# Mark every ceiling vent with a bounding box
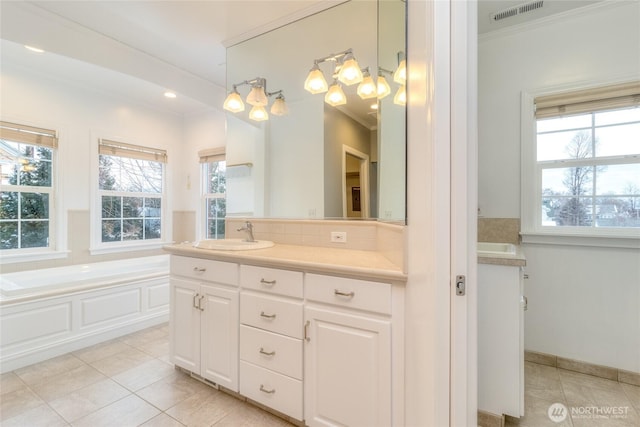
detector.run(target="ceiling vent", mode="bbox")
[492,0,544,22]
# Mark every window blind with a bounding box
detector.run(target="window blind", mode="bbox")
[198,147,225,163]
[534,81,640,119]
[99,139,167,163]
[0,121,58,148]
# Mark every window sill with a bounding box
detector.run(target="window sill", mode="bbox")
[521,231,640,249]
[90,241,169,255]
[0,249,70,264]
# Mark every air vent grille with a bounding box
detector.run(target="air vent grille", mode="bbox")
[492,0,544,22]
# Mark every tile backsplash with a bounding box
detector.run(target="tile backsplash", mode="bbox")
[477,218,520,245]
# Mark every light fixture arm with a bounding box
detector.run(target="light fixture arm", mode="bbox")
[312,48,353,66]
[230,77,267,92]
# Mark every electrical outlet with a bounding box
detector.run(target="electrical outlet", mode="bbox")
[330,231,347,243]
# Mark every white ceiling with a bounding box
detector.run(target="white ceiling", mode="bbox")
[1,0,603,116]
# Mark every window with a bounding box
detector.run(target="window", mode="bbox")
[522,81,640,241]
[0,121,57,251]
[98,139,166,247]
[200,148,226,239]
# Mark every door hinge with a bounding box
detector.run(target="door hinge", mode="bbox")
[455,275,466,296]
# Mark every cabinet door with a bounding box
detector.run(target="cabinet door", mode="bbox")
[304,306,391,427]
[200,284,239,391]
[170,277,200,373]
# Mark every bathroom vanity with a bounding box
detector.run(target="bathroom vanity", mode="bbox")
[164,239,406,426]
[477,244,527,419]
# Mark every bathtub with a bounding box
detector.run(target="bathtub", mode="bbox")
[0,255,170,373]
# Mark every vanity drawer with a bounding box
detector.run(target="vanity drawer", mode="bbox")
[305,274,392,315]
[240,325,302,380]
[240,265,303,298]
[170,255,238,285]
[240,361,303,421]
[240,292,303,339]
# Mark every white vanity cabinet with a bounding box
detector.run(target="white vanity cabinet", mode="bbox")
[304,274,392,427]
[169,256,239,391]
[478,263,525,418]
[238,265,304,421]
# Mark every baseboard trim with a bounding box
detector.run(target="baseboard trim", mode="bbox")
[525,350,640,386]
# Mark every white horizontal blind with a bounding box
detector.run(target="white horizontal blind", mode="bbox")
[198,147,225,163]
[0,121,58,148]
[99,139,167,163]
[535,81,640,119]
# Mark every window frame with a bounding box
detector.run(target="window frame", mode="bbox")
[0,119,68,263]
[199,148,226,241]
[91,136,169,254]
[521,87,640,248]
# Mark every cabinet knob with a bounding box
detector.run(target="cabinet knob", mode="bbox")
[193,267,206,273]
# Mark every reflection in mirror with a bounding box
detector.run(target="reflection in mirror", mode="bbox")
[225,0,406,222]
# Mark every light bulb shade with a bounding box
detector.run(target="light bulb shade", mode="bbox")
[304,65,328,94]
[223,90,245,113]
[337,55,363,86]
[324,82,347,106]
[270,96,289,116]
[357,75,377,99]
[394,85,406,105]
[246,86,268,106]
[249,105,269,121]
[393,59,407,84]
[377,75,391,99]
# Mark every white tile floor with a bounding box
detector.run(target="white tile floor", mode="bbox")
[2,324,638,426]
[0,323,295,426]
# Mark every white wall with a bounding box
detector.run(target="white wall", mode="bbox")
[1,55,224,269]
[479,2,640,371]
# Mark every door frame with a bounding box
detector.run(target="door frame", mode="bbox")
[341,145,370,218]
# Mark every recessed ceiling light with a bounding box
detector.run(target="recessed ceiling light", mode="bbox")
[370,103,378,110]
[164,91,177,99]
[24,45,45,53]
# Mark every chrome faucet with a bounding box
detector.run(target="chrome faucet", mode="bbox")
[237,221,256,242]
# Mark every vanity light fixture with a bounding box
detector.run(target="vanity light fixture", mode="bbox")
[223,77,287,121]
[304,48,363,95]
[394,85,406,106]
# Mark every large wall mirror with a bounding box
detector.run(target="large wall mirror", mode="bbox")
[225,0,406,222]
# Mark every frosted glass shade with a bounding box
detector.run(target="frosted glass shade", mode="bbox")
[249,105,269,121]
[270,96,289,116]
[394,85,406,105]
[223,91,244,113]
[325,82,347,106]
[393,59,406,84]
[246,86,268,106]
[377,75,391,99]
[357,75,377,99]
[338,56,363,86]
[304,66,328,94]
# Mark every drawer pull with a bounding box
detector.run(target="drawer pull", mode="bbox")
[304,320,310,342]
[260,278,277,286]
[259,384,276,394]
[198,295,205,311]
[334,289,355,298]
[259,347,276,356]
[260,311,277,320]
[193,267,206,273]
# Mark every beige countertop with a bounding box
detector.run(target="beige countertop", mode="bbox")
[164,242,407,283]
[477,245,526,267]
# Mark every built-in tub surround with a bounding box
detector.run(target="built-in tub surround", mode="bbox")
[0,255,170,373]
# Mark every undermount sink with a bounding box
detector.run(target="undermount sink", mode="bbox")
[477,242,516,256]
[193,239,275,251]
